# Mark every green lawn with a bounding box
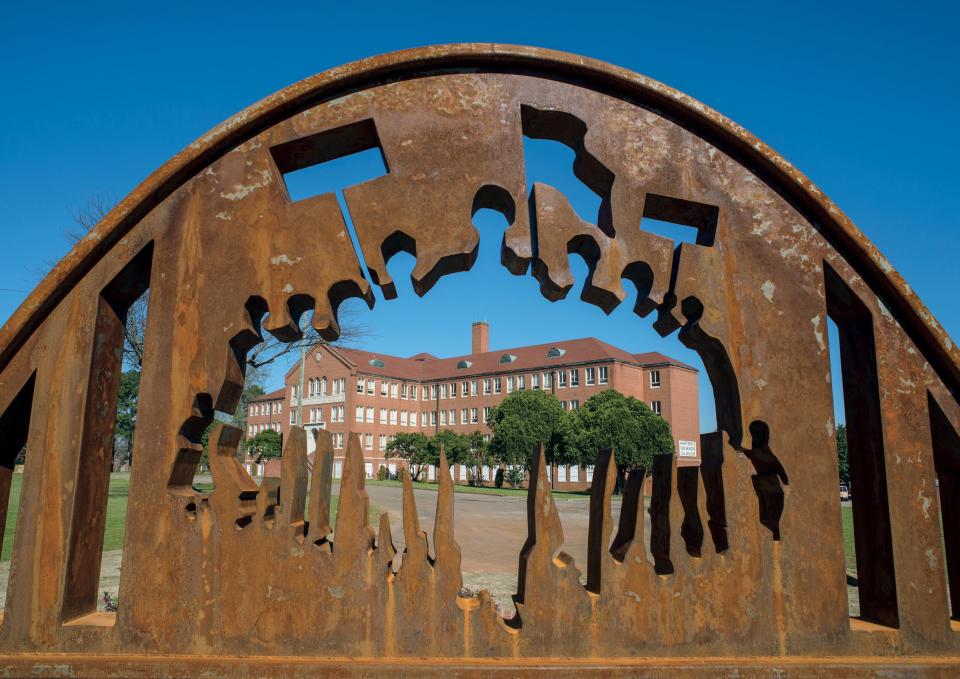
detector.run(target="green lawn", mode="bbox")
[841,505,855,572]
[2,474,130,561]
[2,473,377,562]
[365,478,592,500]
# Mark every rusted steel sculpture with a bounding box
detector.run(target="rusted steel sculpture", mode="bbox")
[0,44,958,676]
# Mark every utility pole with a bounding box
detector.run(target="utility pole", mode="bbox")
[297,338,306,429]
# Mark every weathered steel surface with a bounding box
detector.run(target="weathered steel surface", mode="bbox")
[0,44,957,676]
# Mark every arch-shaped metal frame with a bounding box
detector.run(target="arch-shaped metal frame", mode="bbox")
[1,44,958,676]
[3,44,955,392]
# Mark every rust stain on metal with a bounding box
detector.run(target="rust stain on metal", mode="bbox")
[0,43,957,676]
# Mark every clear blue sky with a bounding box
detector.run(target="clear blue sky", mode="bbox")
[1,1,957,432]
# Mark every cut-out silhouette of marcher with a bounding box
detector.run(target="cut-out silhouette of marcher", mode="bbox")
[735,421,788,540]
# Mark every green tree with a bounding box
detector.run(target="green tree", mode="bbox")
[385,432,433,480]
[836,423,849,484]
[429,429,471,465]
[561,389,674,475]
[461,431,493,485]
[489,389,566,471]
[244,429,282,462]
[112,370,141,468]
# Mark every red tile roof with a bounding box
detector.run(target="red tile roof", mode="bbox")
[249,387,286,402]
[284,338,696,382]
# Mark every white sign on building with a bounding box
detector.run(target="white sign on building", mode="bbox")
[678,440,698,458]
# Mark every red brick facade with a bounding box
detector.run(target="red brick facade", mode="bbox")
[245,324,700,487]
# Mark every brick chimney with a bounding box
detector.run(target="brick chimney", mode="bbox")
[471,321,489,354]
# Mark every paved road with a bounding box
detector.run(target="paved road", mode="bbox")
[356,483,635,573]
[353,483,650,611]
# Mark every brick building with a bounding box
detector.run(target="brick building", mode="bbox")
[245,322,700,487]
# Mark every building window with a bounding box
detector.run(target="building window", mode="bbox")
[441,383,448,399]
[543,372,552,388]
[531,373,540,389]
[410,385,418,400]
[483,379,491,395]
[570,369,579,387]
[355,406,364,422]
[651,401,662,416]
[650,370,661,389]
[249,404,255,417]
[494,377,502,394]
[364,434,373,450]
[461,381,469,397]
[379,434,387,450]
[248,425,254,436]
[571,400,580,410]
[400,411,408,426]
[357,381,364,394]
[461,408,468,423]
[449,409,456,424]
[483,407,491,423]
[440,410,448,426]
[401,383,408,399]
[586,367,596,385]
[367,379,376,394]
[558,371,567,388]
[430,385,438,400]
[390,409,397,425]
[507,376,515,393]
[390,382,398,398]
[291,411,297,424]
[379,408,387,424]
[470,380,478,396]
[366,407,374,423]
[598,366,608,384]
[561,400,567,410]
[470,408,478,424]
[277,402,282,413]
[518,374,526,389]
[430,411,438,426]
[380,382,388,397]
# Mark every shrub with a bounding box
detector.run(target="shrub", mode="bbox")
[494,467,504,489]
[506,466,525,488]
[377,465,388,481]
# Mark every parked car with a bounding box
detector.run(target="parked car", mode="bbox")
[839,483,851,501]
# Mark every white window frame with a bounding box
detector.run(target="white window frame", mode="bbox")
[650,370,662,388]
[598,366,609,384]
